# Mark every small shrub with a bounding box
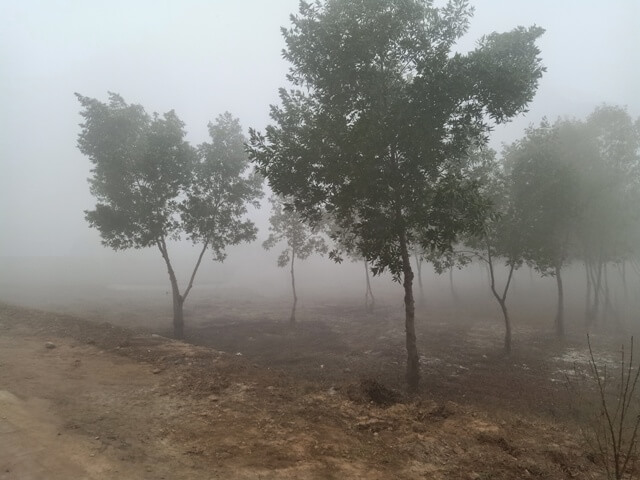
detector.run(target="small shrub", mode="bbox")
[566,336,640,479]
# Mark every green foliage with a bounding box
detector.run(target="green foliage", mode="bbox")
[507,108,640,276]
[262,196,327,267]
[77,92,194,250]
[505,119,589,275]
[181,112,263,261]
[77,93,262,259]
[465,147,524,268]
[77,93,263,338]
[579,106,640,266]
[249,0,545,279]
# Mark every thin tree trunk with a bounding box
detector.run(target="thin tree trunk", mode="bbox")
[621,261,629,323]
[172,294,185,339]
[603,263,618,326]
[622,261,628,303]
[414,253,424,306]
[486,242,515,354]
[290,249,297,323]
[498,299,511,354]
[449,267,458,303]
[182,240,209,302]
[603,262,610,323]
[555,264,565,339]
[157,238,185,339]
[585,261,593,325]
[592,256,604,323]
[401,230,419,392]
[364,260,375,313]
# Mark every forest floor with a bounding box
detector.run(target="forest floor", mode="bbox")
[0,299,622,479]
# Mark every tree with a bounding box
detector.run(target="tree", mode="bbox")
[77,93,262,338]
[506,119,591,338]
[249,0,545,390]
[410,246,428,306]
[262,196,327,323]
[460,149,524,354]
[577,106,640,326]
[507,109,639,335]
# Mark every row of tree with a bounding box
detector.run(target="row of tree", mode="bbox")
[77,0,638,391]
[447,106,640,355]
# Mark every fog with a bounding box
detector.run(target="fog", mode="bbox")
[1,0,639,330]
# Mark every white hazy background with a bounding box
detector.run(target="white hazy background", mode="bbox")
[0,1,639,315]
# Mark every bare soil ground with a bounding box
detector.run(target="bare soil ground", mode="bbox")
[0,300,612,479]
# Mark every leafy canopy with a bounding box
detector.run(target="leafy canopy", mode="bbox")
[77,93,262,258]
[249,0,545,278]
[503,112,639,274]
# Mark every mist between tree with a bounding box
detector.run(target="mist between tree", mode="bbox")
[2,249,638,335]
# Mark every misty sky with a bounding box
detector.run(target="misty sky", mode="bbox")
[1,0,639,258]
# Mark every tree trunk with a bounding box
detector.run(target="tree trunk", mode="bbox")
[621,261,629,323]
[449,267,458,303]
[585,261,593,325]
[364,260,375,313]
[290,249,297,323]
[173,294,185,339]
[414,253,425,307]
[486,245,514,355]
[602,262,610,324]
[401,231,419,392]
[602,263,618,326]
[622,261,628,304]
[592,257,604,323]
[499,299,511,355]
[555,264,565,338]
[157,238,186,340]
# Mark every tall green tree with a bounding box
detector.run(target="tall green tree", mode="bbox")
[249,0,544,390]
[262,196,328,323]
[77,94,262,338]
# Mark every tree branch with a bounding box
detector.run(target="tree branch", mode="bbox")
[182,239,210,302]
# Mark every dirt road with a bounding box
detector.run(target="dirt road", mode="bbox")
[0,331,202,480]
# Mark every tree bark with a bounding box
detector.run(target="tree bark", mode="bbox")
[400,230,419,392]
[555,264,565,339]
[290,249,297,323]
[487,244,515,354]
[585,261,593,325]
[622,261,628,304]
[156,238,210,340]
[449,267,458,303]
[414,253,425,307]
[602,263,618,326]
[498,299,511,354]
[621,261,629,323]
[364,260,375,313]
[173,294,185,340]
[157,238,185,339]
[591,255,604,323]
